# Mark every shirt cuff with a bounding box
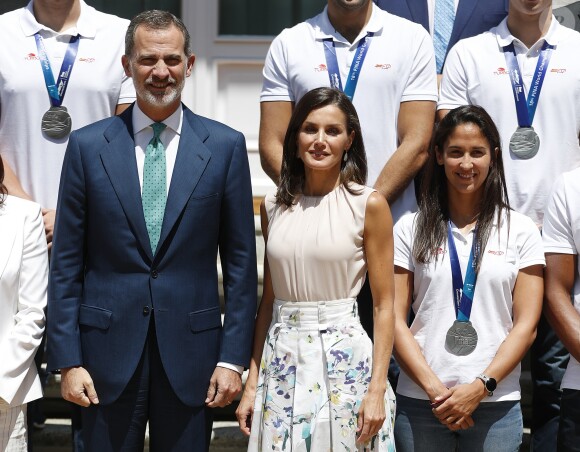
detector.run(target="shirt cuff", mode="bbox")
[217,362,244,374]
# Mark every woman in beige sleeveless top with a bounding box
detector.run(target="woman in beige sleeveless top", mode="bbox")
[236,87,396,451]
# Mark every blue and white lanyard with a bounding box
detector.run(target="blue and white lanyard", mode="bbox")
[34,33,80,108]
[447,223,478,322]
[502,41,554,128]
[322,32,373,101]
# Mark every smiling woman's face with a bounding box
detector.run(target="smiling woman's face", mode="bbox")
[436,122,493,199]
[297,104,354,175]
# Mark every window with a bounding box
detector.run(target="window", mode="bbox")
[219,0,326,36]
[0,0,26,14]
[85,0,179,20]
[0,0,180,20]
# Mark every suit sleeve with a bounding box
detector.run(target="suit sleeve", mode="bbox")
[218,132,257,368]
[46,132,87,372]
[0,204,48,404]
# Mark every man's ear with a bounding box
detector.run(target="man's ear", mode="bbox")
[121,55,132,78]
[186,54,196,77]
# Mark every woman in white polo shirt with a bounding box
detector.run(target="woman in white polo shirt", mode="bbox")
[392,105,544,451]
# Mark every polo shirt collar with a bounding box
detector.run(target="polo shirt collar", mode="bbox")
[133,102,183,137]
[315,3,384,46]
[495,14,561,50]
[20,0,97,38]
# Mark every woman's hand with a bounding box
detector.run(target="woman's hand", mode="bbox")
[431,381,486,430]
[356,388,387,444]
[235,385,257,436]
[427,382,452,407]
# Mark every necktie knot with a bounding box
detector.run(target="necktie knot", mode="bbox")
[151,122,166,142]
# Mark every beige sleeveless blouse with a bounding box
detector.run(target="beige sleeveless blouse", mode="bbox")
[264,183,376,302]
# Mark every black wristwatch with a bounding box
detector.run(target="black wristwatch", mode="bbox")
[476,374,497,396]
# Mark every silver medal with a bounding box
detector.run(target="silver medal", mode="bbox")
[509,126,540,159]
[445,320,478,356]
[41,106,72,139]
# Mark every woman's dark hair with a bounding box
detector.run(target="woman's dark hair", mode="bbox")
[0,156,7,205]
[413,105,510,272]
[276,87,367,206]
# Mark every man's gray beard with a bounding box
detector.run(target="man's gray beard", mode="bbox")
[139,78,184,108]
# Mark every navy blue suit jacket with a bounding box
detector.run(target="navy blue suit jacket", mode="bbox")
[47,105,257,407]
[375,0,508,64]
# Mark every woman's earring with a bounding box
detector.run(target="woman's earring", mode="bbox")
[343,152,348,162]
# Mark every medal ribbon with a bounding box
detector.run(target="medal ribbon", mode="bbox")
[34,33,80,108]
[447,222,478,322]
[322,32,373,100]
[503,41,554,127]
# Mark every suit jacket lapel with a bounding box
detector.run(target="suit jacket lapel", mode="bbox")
[100,106,154,262]
[157,108,211,255]
[449,0,478,50]
[408,0,429,32]
[0,207,17,281]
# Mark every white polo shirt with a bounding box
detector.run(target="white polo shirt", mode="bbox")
[261,4,438,222]
[0,0,135,209]
[543,168,580,390]
[439,17,580,226]
[394,210,545,402]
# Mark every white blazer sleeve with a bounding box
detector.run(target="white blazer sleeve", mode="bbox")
[0,201,48,405]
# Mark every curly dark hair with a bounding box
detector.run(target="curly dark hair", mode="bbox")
[414,105,510,272]
[276,87,367,206]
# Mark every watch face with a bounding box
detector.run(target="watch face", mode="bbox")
[486,377,497,392]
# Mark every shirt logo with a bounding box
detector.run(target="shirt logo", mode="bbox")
[314,63,327,72]
[25,52,39,61]
[488,250,504,256]
[494,67,509,75]
[374,63,391,70]
[79,57,96,63]
[435,247,447,255]
[551,68,566,74]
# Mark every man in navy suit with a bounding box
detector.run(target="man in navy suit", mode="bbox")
[375,0,508,72]
[46,10,257,451]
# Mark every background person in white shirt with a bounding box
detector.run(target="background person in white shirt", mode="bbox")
[542,168,580,450]
[0,0,135,249]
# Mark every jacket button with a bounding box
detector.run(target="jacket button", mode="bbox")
[151,270,158,279]
[143,306,151,316]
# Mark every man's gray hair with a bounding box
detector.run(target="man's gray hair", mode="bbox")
[125,10,191,57]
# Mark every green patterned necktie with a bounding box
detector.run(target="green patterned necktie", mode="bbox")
[142,122,167,253]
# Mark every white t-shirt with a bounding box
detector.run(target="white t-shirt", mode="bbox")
[0,0,135,209]
[439,17,580,226]
[543,168,580,390]
[261,4,438,222]
[394,210,545,402]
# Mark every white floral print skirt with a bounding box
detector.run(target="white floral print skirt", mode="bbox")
[248,298,396,451]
